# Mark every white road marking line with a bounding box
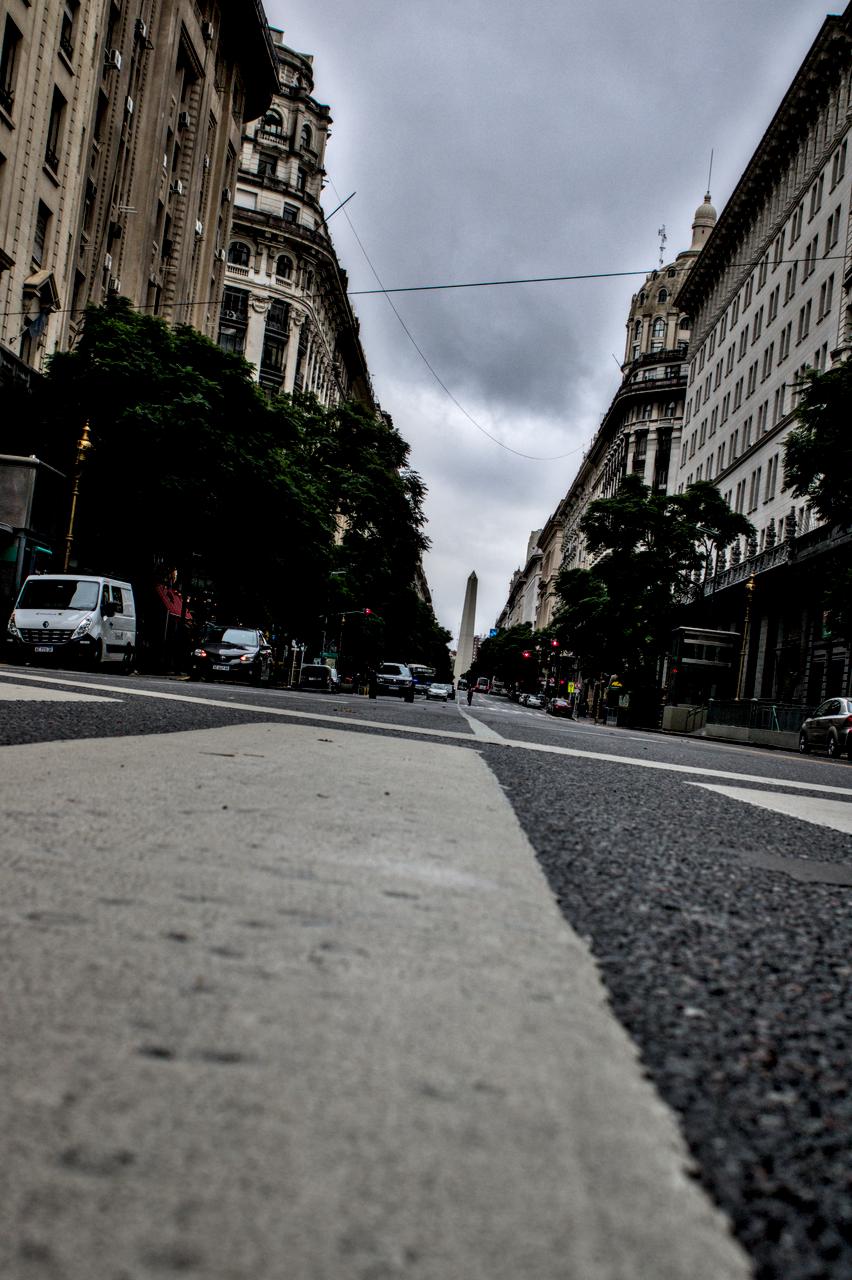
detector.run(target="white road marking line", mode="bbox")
[0,681,116,703]
[686,783,852,837]
[457,705,507,742]
[2,668,851,800]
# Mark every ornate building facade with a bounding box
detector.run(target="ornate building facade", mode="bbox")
[558,200,712,581]
[0,0,276,373]
[218,29,373,406]
[674,5,852,704]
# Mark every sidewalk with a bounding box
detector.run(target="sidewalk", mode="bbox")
[1,720,751,1279]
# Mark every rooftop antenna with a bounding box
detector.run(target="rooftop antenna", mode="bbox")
[657,223,667,268]
[707,148,714,196]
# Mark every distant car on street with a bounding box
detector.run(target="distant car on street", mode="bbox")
[426,682,453,701]
[546,697,573,717]
[375,662,416,702]
[298,663,340,692]
[190,626,272,685]
[525,693,545,710]
[798,698,852,759]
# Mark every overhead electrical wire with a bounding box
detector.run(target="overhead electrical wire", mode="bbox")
[329,183,590,462]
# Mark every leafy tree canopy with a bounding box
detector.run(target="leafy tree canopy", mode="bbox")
[26,299,447,666]
[469,623,539,688]
[783,361,852,528]
[551,474,753,683]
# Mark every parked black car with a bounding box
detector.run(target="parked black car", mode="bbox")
[798,697,852,759]
[190,626,272,684]
[298,663,340,692]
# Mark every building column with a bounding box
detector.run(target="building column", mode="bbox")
[243,296,267,371]
[624,429,637,476]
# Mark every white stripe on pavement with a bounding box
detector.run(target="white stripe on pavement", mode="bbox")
[0,680,116,702]
[2,668,851,799]
[688,782,852,836]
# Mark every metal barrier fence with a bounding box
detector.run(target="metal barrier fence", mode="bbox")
[706,699,809,733]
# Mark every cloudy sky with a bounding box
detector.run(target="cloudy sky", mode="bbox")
[264,0,837,644]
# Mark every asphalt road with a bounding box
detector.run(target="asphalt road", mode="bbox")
[2,663,851,1280]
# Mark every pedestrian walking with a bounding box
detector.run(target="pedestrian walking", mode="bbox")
[467,684,474,706]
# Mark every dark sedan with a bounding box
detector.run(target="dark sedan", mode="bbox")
[190,626,272,685]
[798,697,852,759]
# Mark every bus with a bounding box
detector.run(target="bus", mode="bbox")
[408,664,436,696]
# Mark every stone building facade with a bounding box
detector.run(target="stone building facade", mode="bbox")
[0,0,277,375]
[558,201,712,582]
[218,30,373,406]
[674,4,852,705]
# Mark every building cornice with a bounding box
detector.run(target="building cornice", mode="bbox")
[677,11,851,316]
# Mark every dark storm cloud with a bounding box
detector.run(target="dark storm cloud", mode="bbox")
[266,0,836,635]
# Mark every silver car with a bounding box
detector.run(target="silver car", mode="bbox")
[798,697,852,760]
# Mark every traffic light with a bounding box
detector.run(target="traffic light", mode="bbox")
[522,650,532,659]
[364,608,372,615]
[551,639,560,648]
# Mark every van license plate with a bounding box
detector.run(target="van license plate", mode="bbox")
[34,645,54,653]
[213,664,230,671]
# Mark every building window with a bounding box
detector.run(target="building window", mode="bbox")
[830,139,847,189]
[221,285,248,320]
[817,274,834,321]
[227,241,250,266]
[824,205,841,255]
[809,172,824,218]
[300,122,312,150]
[0,17,21,115]
[261,335,286,371]
[296,167,306,192]
[44,88,66,173]
[218,325,245,355]
[783,262,798,304]
[267,299,289,331]
[658,288,668,303]
[257,151,277,178]
[32,201,51,265]
[767,285,780,324]
[276,253,293,280]
[59,3,76,60]
[797,299,812,343]
[282,204,298,224]
[262,109,284,136]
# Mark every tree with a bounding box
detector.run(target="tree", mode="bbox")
[783,361,852,528]
[469,623,538,689]
[551,475,753,692]
[31,299,449,668]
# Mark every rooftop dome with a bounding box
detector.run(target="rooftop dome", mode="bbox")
[689,192,717,251]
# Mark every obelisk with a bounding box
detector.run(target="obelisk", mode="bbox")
[453,571,478,682]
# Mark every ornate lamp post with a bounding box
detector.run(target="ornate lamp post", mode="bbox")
[62,421,92,572]
[735,575,756,700]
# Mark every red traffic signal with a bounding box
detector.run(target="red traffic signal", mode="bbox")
[551,639,560,648]
[522,650,532,658]
[364,608,372,615]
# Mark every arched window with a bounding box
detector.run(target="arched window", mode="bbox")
[679,315,690,330]
[300,122,312,150]
[638,291,646,304]
[263,109,284,135]
[658,288,668,303]
[633,319,642,338]
[303,269,314,294]
[652,317,665,338]
[227,241,250,267]
[276,254,293,280]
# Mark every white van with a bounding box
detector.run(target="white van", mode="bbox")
[7,574,136,668]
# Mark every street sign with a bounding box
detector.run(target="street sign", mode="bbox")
[322,650,337,659]
[489,628,498,637]
[567,681,575,693]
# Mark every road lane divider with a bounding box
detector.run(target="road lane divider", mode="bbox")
[2,669,851,799]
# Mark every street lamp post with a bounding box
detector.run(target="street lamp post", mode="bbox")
[735,575,756,700]
[62,421,92,572]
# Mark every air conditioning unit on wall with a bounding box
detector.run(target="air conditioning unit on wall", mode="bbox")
[215,248,227,262]
[105,48,122,70]
[195,220,204,236]
[177,110,191,130]
[107,276,121,294]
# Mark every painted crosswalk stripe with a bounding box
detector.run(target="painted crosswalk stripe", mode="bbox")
[687,782,852,837]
